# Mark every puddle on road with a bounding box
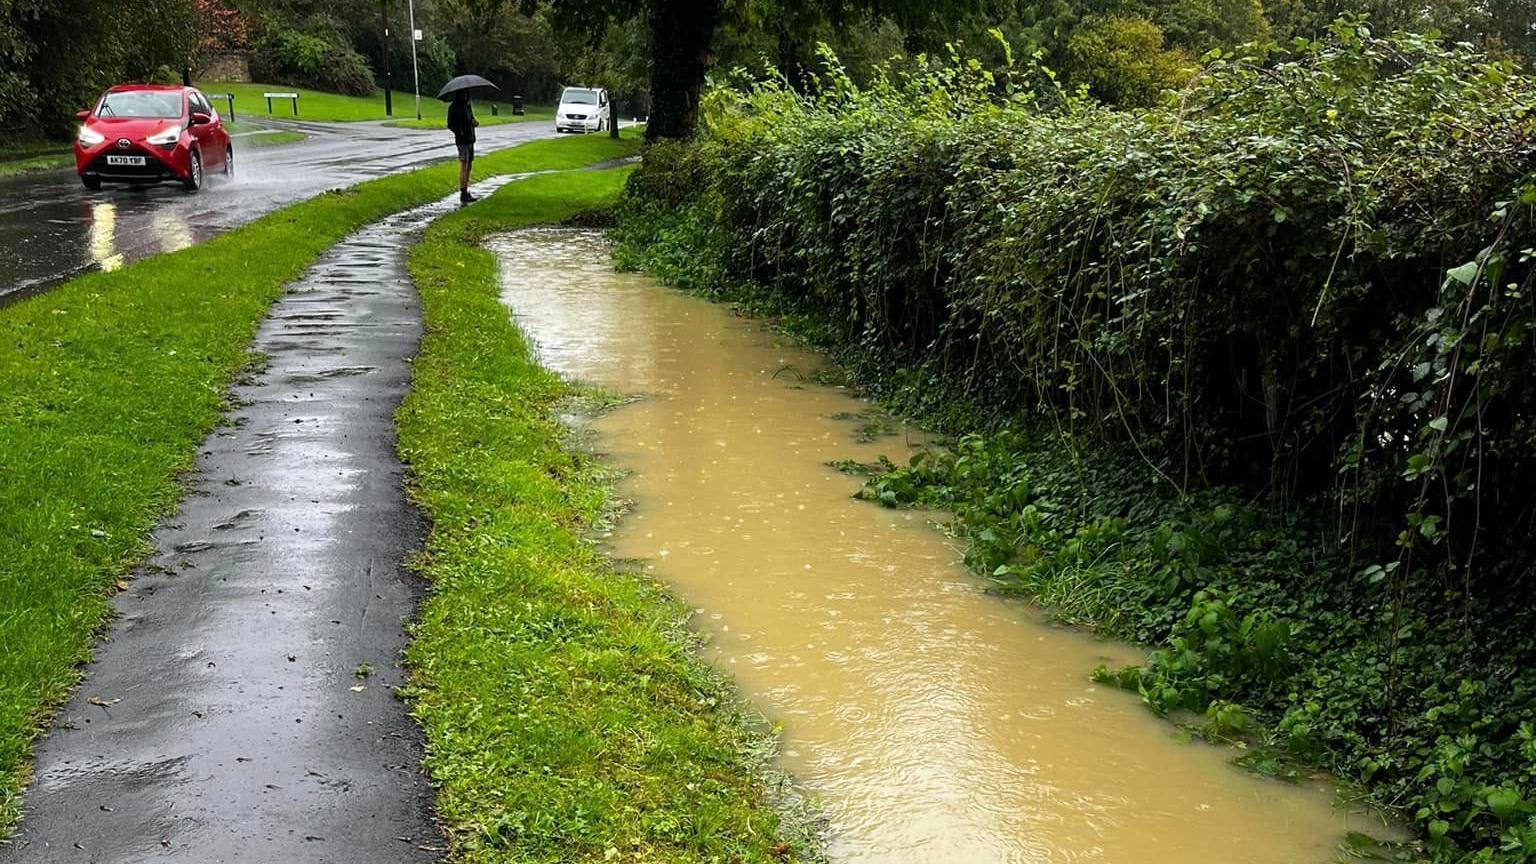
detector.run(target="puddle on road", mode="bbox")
[488,229,1384,864]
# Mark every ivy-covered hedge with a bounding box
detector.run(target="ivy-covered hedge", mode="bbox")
[615,23,1536,861]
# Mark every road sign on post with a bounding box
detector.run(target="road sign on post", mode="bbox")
[263,92,299,116]
[406,0,421,120]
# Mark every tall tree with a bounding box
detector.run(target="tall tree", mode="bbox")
[2,0,196,138]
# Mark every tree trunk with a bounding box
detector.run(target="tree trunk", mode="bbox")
[609,92,621,139]
[645,0,722,140]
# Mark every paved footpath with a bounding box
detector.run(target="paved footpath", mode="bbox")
[1,180,508,864]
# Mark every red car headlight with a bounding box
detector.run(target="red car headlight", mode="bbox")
[77,126,105,147]
[146,124,182,147]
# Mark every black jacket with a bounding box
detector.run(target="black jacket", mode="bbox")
[447,100,477,144]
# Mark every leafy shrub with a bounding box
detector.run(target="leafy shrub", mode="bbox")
[615,22,1536,861]
[1064,14,1196,107]
[252,23,374,96]
[858,427,1536,861]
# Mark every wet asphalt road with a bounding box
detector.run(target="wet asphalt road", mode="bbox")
[0,180,513,863]
[0,118,558,300]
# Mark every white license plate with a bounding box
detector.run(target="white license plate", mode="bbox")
[105,155,145,166]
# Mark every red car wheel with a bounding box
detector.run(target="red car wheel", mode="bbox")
[183,149,202,191]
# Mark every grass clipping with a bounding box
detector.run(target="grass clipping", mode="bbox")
[398,170,813,863]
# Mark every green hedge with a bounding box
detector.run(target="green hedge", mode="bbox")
[252,24,374,97]
[615,23,1536,861]
[621,22,1536,615]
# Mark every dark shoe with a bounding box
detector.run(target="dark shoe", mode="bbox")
[459,190,477,204]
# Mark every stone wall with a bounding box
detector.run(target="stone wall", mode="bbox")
[196,51,251,83]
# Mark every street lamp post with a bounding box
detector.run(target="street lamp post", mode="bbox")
[381,0,392,116]
[406,0,421,120]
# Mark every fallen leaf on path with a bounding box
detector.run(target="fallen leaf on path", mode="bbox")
[87,697,120,708]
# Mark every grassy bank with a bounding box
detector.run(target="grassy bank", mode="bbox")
[0,131,639,834]
[397,167,808,863]
[208,81,531,123]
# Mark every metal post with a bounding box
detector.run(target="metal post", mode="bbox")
[406,0,421,120]
[381,0,392,116]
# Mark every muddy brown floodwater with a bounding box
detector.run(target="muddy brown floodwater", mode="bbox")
[489,229,1388,863]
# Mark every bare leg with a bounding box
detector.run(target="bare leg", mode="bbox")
[459,159,470,192]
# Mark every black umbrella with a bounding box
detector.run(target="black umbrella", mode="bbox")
[436,74,500,101]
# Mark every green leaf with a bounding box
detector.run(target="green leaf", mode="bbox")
[1487,789,1523,821]
[1446,262,1480,286]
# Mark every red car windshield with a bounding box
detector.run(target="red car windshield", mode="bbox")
[97,91,183,119]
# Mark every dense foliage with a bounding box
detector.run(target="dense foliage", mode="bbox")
[250,22,376,95]
[0,0,195,138]
[6,0,1533,141]
[613,25,1536,860]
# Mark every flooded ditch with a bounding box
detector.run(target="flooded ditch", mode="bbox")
[487,229,1387,863]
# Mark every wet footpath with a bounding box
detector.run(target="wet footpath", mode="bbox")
[491,229,1392,864]
[1,180,502,864]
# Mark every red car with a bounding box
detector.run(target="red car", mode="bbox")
[75,84,232,191]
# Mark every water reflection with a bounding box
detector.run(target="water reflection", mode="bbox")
[491,229,1390,864]
[151,206,194,254]
[87,201,124,272]
[85,198,195,274]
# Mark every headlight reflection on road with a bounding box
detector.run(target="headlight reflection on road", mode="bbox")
[88,201,125,272]
[87,201,195,273]
[152,208,193,255]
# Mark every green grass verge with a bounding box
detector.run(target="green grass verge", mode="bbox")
[0,131,640,835]
[208,81,532,124]
[0,141,72,177]
[225,121,306,148]
[384,105,554,130]
[397,170,810,863]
